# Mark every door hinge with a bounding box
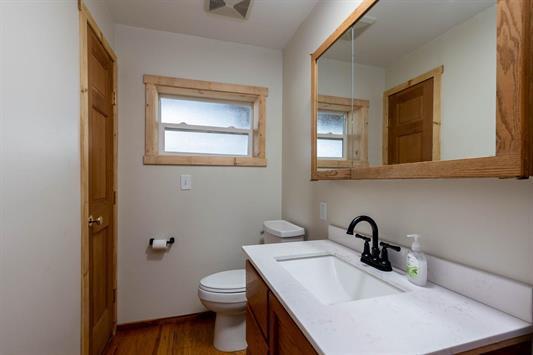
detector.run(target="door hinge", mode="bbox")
[113,191,117,205]
[112,91,117,106]
[113,289,117,303]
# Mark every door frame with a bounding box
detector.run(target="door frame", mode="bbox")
[79,2,118,354]
[382,65,443,165]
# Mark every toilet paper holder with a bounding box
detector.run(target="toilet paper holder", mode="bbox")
[149,237,175,246]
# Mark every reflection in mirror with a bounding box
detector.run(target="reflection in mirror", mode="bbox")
[316,0,497,168]
[317,25,370,170]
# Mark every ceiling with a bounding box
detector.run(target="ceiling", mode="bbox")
[323,0,496,67]
[107,0,319,49]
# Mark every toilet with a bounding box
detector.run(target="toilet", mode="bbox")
[198,220,304,352]
[198,269,247,352]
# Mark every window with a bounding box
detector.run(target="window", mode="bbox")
[144,75,268,166]
[160,97,252,156]
[316,95,369,168]
[317,110,347,159]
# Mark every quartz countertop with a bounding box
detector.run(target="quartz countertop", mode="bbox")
[242,240,532,355]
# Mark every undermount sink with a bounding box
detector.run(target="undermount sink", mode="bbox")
[277,254,402,305]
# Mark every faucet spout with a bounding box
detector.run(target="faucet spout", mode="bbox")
[347,215,379,255]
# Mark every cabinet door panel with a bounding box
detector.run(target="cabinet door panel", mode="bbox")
[246,307,268,355]
[246,260,269,338]
[268,292,317,355]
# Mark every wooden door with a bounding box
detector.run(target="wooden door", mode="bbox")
[387,78,434,164]
[87,25,115,355]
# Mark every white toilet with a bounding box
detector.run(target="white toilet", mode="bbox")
[198,220,304,352]
[198,269,247,352]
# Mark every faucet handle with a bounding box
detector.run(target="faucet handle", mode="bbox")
[355,234,371,259]
[355,233,371,242]
[378,242,401,271]
[380,242,401,252]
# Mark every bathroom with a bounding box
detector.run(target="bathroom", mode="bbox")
[1,0,532,354]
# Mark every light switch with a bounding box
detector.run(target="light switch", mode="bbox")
[320,202,327,221]
[180,175,192,190]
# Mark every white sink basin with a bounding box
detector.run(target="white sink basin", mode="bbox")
[277,254,402,305]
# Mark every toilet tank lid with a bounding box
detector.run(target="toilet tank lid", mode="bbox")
[263,220,305,238]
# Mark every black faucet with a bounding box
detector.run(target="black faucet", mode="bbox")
[346,215,400,272]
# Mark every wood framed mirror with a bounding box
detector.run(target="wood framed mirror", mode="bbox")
[311,0,532,180]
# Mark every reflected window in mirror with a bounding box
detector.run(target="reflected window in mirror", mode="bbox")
[316,24,370,169]
[317,111,346,159]
[316,95,369,169]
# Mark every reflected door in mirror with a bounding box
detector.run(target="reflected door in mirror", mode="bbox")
[387,78,434,164]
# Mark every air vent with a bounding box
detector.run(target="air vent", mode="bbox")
[206,0,252,20]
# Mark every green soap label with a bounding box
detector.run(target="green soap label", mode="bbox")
[407,265,419,277]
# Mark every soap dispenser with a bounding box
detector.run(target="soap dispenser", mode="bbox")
[406,234,427,286]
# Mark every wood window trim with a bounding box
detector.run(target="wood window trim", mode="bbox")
[310,0,532,180]
[79,1,118,355]
[143,75,268,167]
[317,95,369,169]
[382,65,442,165]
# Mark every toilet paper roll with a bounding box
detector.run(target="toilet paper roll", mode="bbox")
[151,239,168,250]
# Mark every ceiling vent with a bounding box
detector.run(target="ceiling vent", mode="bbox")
[206,0,252,20]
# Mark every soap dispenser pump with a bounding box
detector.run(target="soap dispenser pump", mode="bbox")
[406,234,427,286]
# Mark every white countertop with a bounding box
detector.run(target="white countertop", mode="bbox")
[242,240,532,355]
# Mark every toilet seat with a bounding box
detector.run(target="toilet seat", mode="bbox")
[199,269,245,294]
[198,287,246,303]
[198,269,246,304]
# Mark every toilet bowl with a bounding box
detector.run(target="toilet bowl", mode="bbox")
[198,269,247,352]
[198,220,305,351]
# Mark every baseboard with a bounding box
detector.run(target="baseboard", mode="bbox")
[117,311,214,331]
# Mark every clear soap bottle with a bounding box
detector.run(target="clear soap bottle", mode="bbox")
[406,234,427,286]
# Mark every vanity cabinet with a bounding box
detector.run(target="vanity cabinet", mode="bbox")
[246,260,317,355]
[246,260,532,355]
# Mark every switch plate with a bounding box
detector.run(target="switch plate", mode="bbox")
[320,202,327,221]
[180,175,192,190]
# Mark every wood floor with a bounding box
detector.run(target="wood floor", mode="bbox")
[104,313,246,355]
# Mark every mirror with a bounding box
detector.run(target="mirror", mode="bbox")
[315,0,497,170]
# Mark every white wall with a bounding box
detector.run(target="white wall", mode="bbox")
[115,25,283,323]
[0,2,81,355]
[386,5,496,160]
[0,1,115,354]
[282,1,533,286]
[318,58,385,165]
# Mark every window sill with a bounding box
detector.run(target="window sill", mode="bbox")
[143,155,267,167]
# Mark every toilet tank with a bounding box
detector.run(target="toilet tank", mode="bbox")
[263,220,305,244]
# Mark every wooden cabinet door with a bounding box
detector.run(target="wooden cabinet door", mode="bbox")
[246,261,269,338]
[246,308,269,355]
[268,293,317,355]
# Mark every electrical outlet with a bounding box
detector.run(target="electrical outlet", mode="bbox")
[320,202,327,221]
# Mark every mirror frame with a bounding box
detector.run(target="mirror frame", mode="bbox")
[311,0,532,180]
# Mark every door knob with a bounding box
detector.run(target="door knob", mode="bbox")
[88,215,103,227]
